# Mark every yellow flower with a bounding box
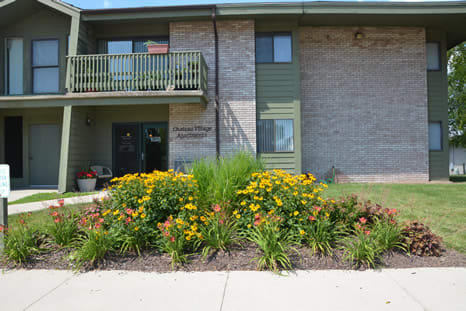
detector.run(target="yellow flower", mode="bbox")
[293,211,299,216]
[185,235,191,241]
[293,191,298,196]
[134,226,139,231]
[113,209,120,216]
[122,203,127,208]
[200,216,207,222]
[132,211,139,217]
[236,214,241,219]
[301,200,307,205]
[300,229,305,235]
[233,210,238,215]
[325,212,330,217]
[141,213,146,219]
[179,198,184,202]
[247,224,252,228]
[189,196,193,201]
[240,201,246,206]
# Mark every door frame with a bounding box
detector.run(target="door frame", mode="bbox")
[112,122,169,176]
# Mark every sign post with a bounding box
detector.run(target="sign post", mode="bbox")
[0,164,10,252]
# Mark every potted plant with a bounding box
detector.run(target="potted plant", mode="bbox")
[145,40,169,54]
[76,169,97,192]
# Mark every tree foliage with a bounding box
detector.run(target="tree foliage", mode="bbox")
[448,42,466,147]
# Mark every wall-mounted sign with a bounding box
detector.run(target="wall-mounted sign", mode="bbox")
[0,165,10,199]
[172,126,212,139]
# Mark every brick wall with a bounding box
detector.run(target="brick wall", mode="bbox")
[169,20,256,168]
[300,27,429,182]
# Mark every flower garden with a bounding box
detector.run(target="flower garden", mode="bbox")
[0,153,447,272]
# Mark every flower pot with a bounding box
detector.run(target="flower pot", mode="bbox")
[77,178,96,192]
[147,44,169,54]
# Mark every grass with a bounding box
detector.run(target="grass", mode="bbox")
[323,183,466,253]
[9,192,98,205]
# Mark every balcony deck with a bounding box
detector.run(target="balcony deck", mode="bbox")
[66,51,208,94]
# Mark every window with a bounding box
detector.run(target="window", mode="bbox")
[97,37,169,54]
[429,122,442,151]
[426,42,440,71]
[257,119,294,152]
[32,40,59,93]
[256,33,292,63]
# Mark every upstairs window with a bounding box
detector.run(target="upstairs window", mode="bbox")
[256,32,292,63]
[429,122,442,151]
[32,39,59,93]
[257,119,294,152]
[97,37,169,54]
[426,42,440,71]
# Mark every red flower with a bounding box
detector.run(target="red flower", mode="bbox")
[309,216,316,221]
[170,236,175,242]
[0,225,4,232]
[54,218,61,223]
[364,230,371,236]
[51,211,59,217]
[213,204,221,212]
[19,219,25,225]
[313,206,322,212]
[58,199,65,207]
[359,217,367,224]
[355,223,362,230]
[95,223,101,229]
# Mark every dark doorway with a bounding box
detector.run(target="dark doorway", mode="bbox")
[113,122,167,177]
[5,116,23,178]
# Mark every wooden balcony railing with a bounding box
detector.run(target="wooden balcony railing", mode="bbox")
[66,51,208,94]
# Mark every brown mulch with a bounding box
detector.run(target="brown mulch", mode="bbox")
[2,243,466,273]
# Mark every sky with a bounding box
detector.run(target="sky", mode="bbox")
[66,0,458,10]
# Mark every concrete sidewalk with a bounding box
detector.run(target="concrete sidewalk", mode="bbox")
[0,268,464,311]
[8,192,107,215]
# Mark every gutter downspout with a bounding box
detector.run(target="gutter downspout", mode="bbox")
[212,6,220,159]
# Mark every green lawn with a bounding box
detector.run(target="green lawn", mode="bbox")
[9,192,98,205]
[323,183,466,253]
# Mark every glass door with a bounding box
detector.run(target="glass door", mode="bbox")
[142,123,168,172]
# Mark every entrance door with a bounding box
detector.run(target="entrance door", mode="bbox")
[142,123,168,172]
[5,38,23,95]
[114,124,140,177]
[113,122,168,177]
[29,124,60,186]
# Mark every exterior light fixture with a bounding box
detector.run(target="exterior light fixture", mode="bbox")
[355,32,364,40]
[86,115,92,126]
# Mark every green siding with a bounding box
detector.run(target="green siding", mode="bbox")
[256,25,301,174]
[427,29,449,180]
[0,7,71,95]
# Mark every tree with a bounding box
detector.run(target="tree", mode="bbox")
[447,42,466,147]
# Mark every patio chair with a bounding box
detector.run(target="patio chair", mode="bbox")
[90,166,113,189]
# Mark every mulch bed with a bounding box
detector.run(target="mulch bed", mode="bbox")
[2,243,466,273]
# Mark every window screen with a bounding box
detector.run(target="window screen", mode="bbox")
[256,33,292,63]
[32,40,59,93]
[257,119,294,152]
[426,42,440,71]
[428,122,442,151]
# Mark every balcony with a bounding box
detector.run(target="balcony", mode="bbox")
[65,51,208,94]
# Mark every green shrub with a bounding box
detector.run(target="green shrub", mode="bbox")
[190,152,264,209]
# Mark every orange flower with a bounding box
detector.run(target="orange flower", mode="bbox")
[359,217,367,224]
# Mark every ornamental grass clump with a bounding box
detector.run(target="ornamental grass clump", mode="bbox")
[190,152,264,209]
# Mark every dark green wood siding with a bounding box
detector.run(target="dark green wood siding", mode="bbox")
[427,29,449,180]
[256,26,301,174]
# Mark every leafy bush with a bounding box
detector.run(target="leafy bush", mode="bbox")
[247,216,296,272]
[235,170,328,236]
[2,215,43,264]
[190,152,264,209]
[402,221,443,257]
